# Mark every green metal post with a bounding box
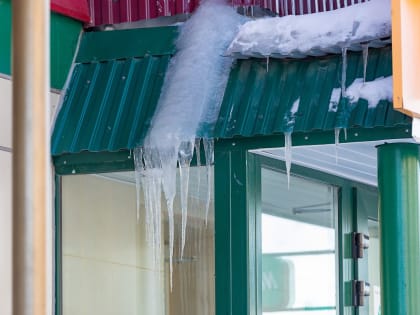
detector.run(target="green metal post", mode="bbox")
[377,143,420,315]
[214,142,251,315]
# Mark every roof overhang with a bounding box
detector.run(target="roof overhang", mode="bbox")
[52,28,411,177]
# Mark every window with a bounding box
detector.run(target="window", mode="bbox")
[60,166,215,315]
[368,220,381,315]
[260,167,338,315]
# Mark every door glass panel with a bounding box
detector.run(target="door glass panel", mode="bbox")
[61,166,214,315]
[368,220,381,315]
[261,167,337,314]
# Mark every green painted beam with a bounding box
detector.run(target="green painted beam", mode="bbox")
[215,147,252,315]
[76,26,178,63]
[50,14,82,89]
[377,143,420,315]
[0,0,82,89]
[0,0,11,76]
[53,150,134,175]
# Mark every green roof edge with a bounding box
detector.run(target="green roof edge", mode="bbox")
[76,26,179,63]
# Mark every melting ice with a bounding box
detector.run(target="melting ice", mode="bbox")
[341,47,348,98]
[283,98,300,189]
[134,1,246,289]
[362,44,369,83]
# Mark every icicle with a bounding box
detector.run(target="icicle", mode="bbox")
[266,56,270,73]
[178,139,194,258]
[133,147,144,221]
[334,128,340,164]
[167,197,175,291]
[159,148,177,291]
[140,167,163,266]
[203,138,214,226]
[362,44,369,83]
[284,132,292,189]
[195,138,202,167]
[341,47,348,98]
[142,148,163,266]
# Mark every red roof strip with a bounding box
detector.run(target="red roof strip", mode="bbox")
[86,0,200,26]
[51,0,91,23]
[84,0,367,27]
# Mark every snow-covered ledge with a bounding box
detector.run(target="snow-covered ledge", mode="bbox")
[227,0,390,58]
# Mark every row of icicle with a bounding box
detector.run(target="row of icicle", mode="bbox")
[131,40,372,291]
[133,138,214,290]
[283,44,370,187]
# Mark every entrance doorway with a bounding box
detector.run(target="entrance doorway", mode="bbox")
[248,141,389,315]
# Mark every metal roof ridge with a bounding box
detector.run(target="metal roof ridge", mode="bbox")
[229,38,392,60]
[76,26,179,63]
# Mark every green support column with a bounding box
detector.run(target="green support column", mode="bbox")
[377,143,420,315]
[214,141,255,315]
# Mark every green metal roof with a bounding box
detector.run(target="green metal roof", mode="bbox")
[214,46,410,138]
[52,36,410,157]
[51,26,177,156]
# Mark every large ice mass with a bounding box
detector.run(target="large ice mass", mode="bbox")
[134,0,246,289]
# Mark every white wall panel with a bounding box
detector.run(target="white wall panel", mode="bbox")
[0,78,12,149]
[0,150,12,315]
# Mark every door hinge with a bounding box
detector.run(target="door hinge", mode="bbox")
[352,232,370,259]
[352,280,370,307]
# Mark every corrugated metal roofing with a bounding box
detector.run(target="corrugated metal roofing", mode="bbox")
[86,0,366,26]
[234,0,368,16]
[51,27,176,156]
[87,0,199,26]
[213,45,411,139]
[52,32,409,157]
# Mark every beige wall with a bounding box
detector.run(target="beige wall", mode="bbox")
[0,77,60,315]
[62,170,216,315]
[169,218,215,315]
[62,174,165,315]
[0,78,13,315]
[0,150,12,315]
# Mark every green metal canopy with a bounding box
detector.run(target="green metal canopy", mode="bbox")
[52,29,410,157]
[51,26,178,156]
[214,46,410,138]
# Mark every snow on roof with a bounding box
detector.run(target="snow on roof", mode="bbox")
[227,0,391,58]
[346,76,393,108]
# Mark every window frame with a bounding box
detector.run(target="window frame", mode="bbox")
[53,126,400,315]
[214,131,384,315]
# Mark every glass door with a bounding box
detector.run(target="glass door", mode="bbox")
[259,166,338,315]
[250,151,381,315]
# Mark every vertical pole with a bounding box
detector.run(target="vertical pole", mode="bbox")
[12,0,50,315]
[377,143,420,315]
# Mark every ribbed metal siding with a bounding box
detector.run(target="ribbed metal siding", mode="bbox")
[87,0,199,26]
[87,0,367,26]
[233,0,368,16]
[254,0,368,16]
[214,46,410,139]
[52,55,170,155]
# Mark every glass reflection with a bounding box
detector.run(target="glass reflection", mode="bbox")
[261,168,337,314]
